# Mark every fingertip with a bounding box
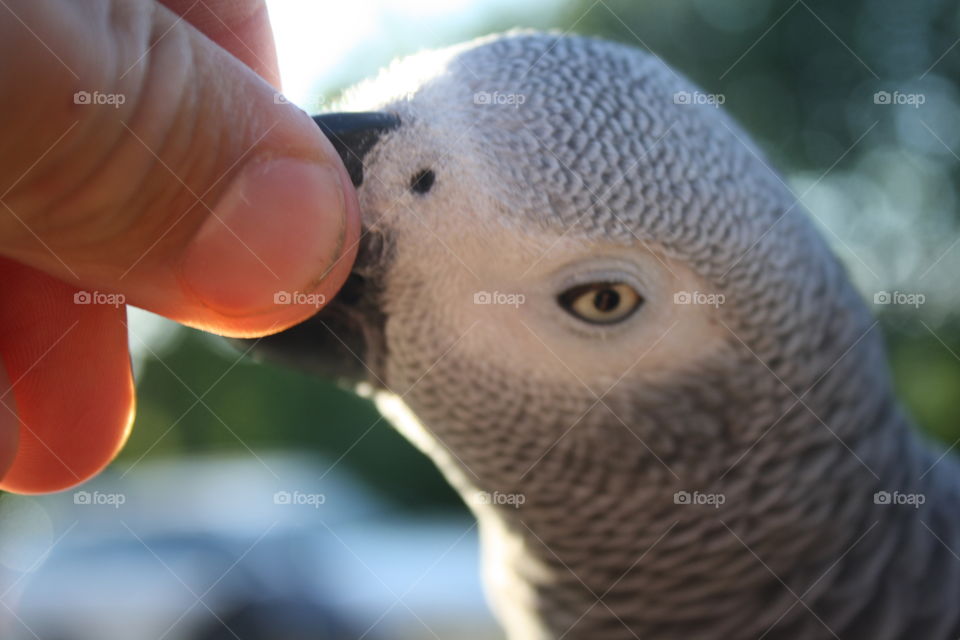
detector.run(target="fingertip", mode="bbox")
[176,156,361,339]
[0,263,136,494]
[0,375,134,495]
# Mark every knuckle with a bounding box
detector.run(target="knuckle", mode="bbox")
[0,0,217,264]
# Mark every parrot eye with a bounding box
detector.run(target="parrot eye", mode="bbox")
[557,282,643,325]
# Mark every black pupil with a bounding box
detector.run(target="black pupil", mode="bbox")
[593,288,620,312]
[411,169,435,194]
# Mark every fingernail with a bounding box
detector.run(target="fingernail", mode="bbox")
[180,158,348,317]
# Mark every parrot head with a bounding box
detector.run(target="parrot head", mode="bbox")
[254,31,881,483]
[246,32,898,638]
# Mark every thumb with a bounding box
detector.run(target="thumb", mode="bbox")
[0,0,359,338]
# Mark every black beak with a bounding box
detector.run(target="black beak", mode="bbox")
[235,112,399,385]
[242,263,388,386]
[313,112,401,187]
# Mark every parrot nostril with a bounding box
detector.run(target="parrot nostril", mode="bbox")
[410,169,436,194]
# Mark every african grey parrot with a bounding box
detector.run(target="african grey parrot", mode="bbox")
[250,32,960,639]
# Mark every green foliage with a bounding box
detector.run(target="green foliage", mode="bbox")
[123,329,461,510]
[886,319,960,445]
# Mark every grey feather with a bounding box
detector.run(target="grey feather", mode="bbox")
[261,32,960,640]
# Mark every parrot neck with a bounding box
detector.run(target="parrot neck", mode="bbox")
[476,404,960,640]
[373,318,960,640]
[380,376,960,640]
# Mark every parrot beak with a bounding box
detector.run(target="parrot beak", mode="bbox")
[239,228,389,386]
[312,112,401,187]
[233,112,399,385]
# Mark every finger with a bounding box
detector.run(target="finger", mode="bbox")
[158,0,280,86]
[0,258,134,494]
[0,364,19,485]
[0,0,360,339]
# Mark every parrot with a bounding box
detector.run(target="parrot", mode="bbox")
[248,32,960,639]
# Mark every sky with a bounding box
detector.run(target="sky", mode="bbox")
[266,0,561,108]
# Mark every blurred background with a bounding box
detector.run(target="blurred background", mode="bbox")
[3,0,960,638]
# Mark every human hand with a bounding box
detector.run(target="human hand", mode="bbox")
[0,0,360,493]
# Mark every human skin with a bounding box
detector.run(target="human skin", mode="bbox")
[0,0,360,493]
